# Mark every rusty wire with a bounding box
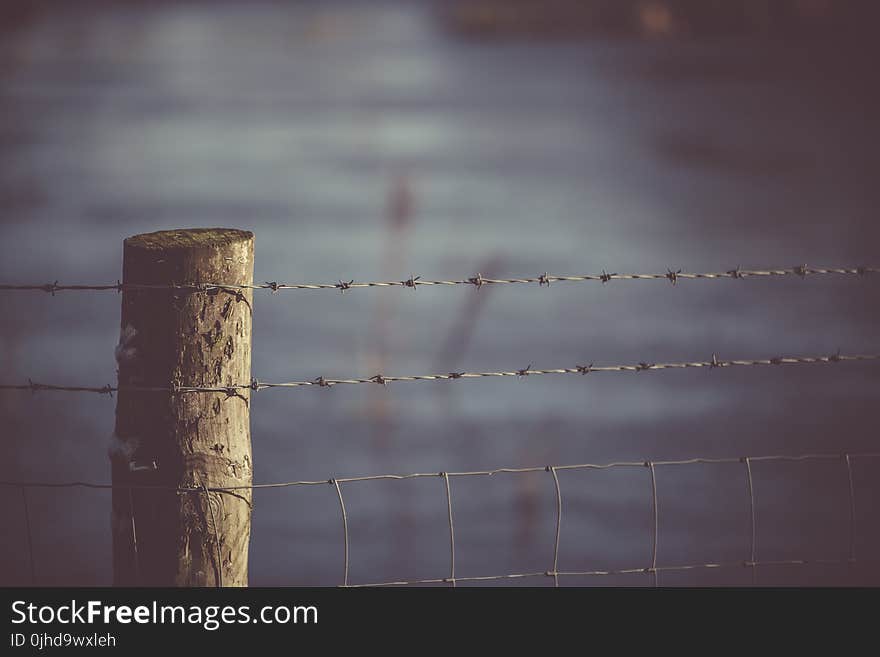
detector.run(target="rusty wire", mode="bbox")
[0,265,875,295]
[1,351,876,396]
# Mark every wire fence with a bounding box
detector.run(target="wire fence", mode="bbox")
[1,352,877,396]
[2,259,878,586]
[0,264,875,295]
[3,451,877,587]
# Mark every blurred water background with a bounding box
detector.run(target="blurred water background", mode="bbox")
[1,0,879,586]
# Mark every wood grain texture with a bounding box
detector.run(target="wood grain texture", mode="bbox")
[112,228,254,586]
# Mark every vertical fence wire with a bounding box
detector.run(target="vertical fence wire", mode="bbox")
[128,487,140,585]
[647,462,659,587]
[743,457,757,586]
[20,486,36,585]
[549,466,563,588]
[332,479,350,587]
[442,473,456,587]
[843,454,857,571]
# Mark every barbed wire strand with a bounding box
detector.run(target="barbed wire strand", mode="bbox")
[744,457,758,586]
[550,466,562,589]
[3,352,877,396]
[332,479,350,588]
[442,473,456,588]
[1,266,876,295]
[20,486,35,586]
[648,461,659,588]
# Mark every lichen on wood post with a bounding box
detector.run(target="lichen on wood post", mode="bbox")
[111,228,254,586]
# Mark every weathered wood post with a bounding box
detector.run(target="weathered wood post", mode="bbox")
[111,228,254,586]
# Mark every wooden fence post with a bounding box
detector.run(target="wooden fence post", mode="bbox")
[111,228,254,586]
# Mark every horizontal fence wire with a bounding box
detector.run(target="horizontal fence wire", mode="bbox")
[1,351,877,395]
[5,452,872,493]
[343,559,865,587]
[0,265,876,295]
[4,451,878,587]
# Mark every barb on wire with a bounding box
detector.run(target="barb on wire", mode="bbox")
[3,351,876,395]
[1,265,875,295]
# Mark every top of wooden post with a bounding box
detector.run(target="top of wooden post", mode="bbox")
[124,228,253,251]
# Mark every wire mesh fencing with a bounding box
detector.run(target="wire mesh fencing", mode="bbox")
[3,451,878,587]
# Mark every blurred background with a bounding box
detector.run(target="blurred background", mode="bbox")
[1,0,879,586]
